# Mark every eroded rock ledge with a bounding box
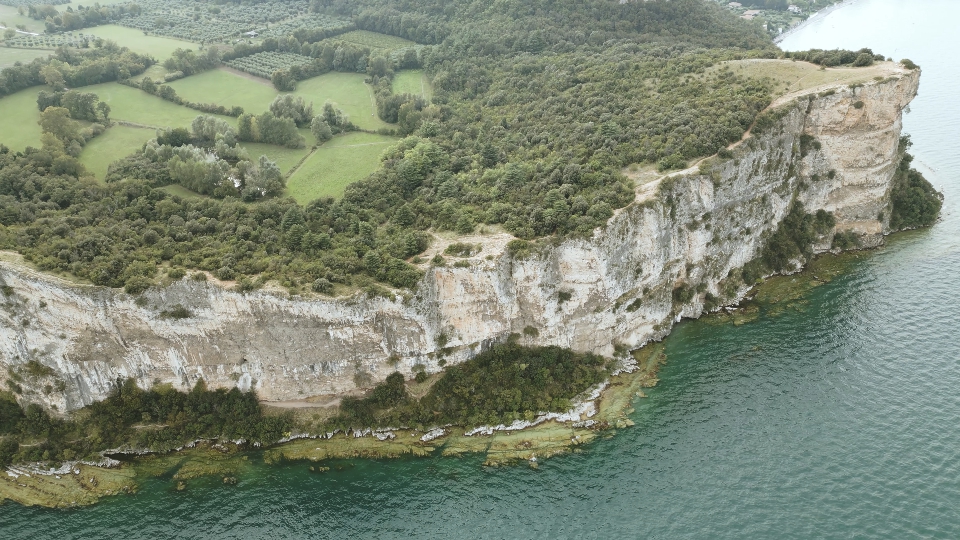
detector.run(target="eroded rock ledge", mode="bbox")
[0,65,920,412]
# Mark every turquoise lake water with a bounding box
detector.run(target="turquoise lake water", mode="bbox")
[2,1,959,537]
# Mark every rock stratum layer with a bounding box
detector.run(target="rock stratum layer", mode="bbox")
[0,65,919,412]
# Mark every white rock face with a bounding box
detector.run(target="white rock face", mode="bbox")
[0,68,920,411]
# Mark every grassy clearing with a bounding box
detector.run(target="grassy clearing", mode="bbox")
[392,69,432,101]
[0,5,45,33]
[242,141,312,175]
[0,47,53,69]
[0,87,42,150]
[294,72,390,132]
[79,124,154,180]
[286,132,396,202]
[83,25,197,60]
[169,68,278,114]
[128,64,171,83]
[158,184,205,200]
[83,82,233,128]
[713,59,898,99]
[335,30,416,50]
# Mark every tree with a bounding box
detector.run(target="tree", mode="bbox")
[271,70,296,92]
[40,65,65,90]
[39,106,81,145]
[269,94,313,128]
[311,116,333,142]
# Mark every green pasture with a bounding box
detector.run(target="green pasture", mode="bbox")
[294,72,390,132]
[0,87,42,150]
[0,47,52,69]
[242,141,311,175]
[79,124,154,180]
[166,69,389,131]
[83,25,196,60]
[286,132,396,202]
[392,70,432,101]
[335,30,416,51]
[0,5,45,33]
[169,68,278,115]
[82,82,232,129]
[129,64,171,83]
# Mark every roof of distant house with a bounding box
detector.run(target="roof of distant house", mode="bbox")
[728,2,742,7]
[741,9,762,20]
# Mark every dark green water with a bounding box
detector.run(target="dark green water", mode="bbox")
[3,1,959,537]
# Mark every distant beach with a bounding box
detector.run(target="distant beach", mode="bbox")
[774,0,858,44]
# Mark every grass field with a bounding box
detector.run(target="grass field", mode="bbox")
[242,141,312,175]
[294,72,390,132]
[129,64,171,83]
[169,69,390,131]
[392,70,432,101]
[0,5,45,34]
[0,88,42,150]
[169,68,278,115]
[286,132,396,202]
[712,59,898,99]
[0,47,53,69]
[83,25,197,60]
[335,30,416,51]
[82,82,233,129]
[79,124,154,180]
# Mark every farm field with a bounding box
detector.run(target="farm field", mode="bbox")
[286,132,396,203]
[79,125,154,180]
[392,70,432,101]
[335,30,416,51]
[82,82,234,128]
[0,47,52,69]
[0,88,42,150]
[168,68,278,115]
[294,72,390,132]
[82,25,197,60]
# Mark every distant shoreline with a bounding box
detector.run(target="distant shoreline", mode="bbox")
[774,0,857,45]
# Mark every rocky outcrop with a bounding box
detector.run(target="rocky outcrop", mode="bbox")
[0,65,920,412]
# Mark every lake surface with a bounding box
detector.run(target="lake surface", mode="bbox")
[2,1,959,537]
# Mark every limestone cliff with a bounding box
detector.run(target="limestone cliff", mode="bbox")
[0,65,920,412]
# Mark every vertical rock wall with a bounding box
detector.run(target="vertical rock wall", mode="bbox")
[0,68,919,411]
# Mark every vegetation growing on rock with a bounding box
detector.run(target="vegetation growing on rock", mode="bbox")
[889,137,942,230]
[329,344,611,430]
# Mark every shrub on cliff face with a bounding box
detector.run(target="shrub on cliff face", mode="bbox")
[761,203,835,272]
[327,345,610,430]
[889,147,942,230]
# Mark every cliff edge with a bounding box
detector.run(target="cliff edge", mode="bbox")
[0,63,920,411]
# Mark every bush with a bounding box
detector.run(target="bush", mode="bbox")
[160,304,192,319]
[889,149,942,229]
[900,59,919,70]
[311,278,333,294]
[124,276,153,295]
